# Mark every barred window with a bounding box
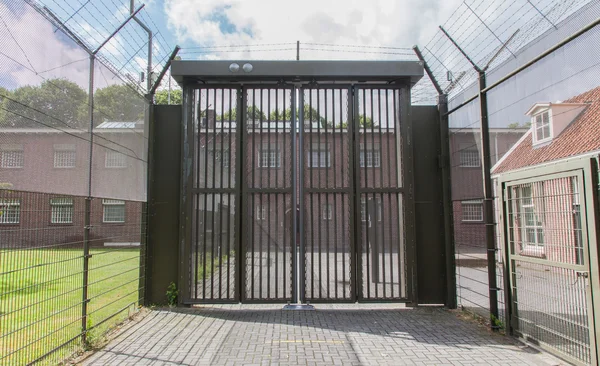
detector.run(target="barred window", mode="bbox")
[459,145,480,167]
[359,148,380,168]
[105,150,127,168]
[1,144,24,168]
[322,204,332,220]
[53,144,76,168]
[50,197,73,224]
[0,199,20,224]
[520,185,544,249]
[360,197,382,222]
[256,205,266,220]
[258,149,280,168]
[102,199,125,223]
[461,200,483,222]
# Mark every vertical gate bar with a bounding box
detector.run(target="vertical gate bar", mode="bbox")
[370,88,379,299]
[324,88,330,299]
[254,88,260,299]
[377,89,386,298]
[385,90,394,298]
[291,87,298,304]
[202,89,210,300]
[282,90,287,299]
[308,87,315,300]
[219,89,225,299]
[193,90,200,300]
[351,86,361,301]
[316,88,323,300]
[298,87,306,302]
[259,89,264,299]
[267,88,272,299]
[250,88,256,299]
[274,88,279,299]
[252,89,262,298]
[332,89,339,299]
[362,88,371,299]
[400,85,417,304]
[392,89,403,297]
[340,89,348,299]
[227,89,232,299]
[211,89,218,299]
[238,86,246,302]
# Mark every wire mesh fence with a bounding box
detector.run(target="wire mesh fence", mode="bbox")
[420,0,600,362]
[0,0,159,364]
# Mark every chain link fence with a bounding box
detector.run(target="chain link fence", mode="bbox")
[0,0,171,364]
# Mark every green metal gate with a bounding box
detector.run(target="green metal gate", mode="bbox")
[498,159,600,365]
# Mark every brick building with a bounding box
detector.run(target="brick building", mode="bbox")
[0,122,146,248]
[492,86,600,263]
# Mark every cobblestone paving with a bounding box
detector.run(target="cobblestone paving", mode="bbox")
[83,304,564,366]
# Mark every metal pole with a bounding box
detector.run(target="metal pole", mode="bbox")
[413,46,443,95]
[464,3,515,58]
[290,87,298,304]
[297,41,300,61]
[149,46,180,96]
[92,5,144,55]
[478,71,500,328]
[439,26,482,72]
[82,54,95,345]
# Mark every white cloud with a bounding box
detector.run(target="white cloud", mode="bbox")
[165,0,462,60]
[0,3,91,90]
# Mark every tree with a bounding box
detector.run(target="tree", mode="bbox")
[217,106,266,122]
[154,89,182,105]
[94,84,145,124]
[336,115,376,129]
[0,79,88,128]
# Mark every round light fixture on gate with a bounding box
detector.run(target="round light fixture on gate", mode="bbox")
[242,63,253,73]
[229,63,240,72]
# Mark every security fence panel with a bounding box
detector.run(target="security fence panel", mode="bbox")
[242,86,295,302]
[501,168,598,366]
[301,86,354,302]
[354,86,409,301]
[189,87,240,302]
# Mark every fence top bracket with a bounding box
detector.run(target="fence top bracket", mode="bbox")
[170,60,424,85]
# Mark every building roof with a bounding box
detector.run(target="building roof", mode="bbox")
[96,121,141,129]
[493,86,600,174]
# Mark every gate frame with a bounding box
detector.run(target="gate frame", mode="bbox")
[172,60,423,305]
[496,157,600,365]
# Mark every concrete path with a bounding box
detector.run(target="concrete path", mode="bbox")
[83,304,564,366]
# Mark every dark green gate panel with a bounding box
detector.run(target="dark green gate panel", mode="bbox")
[146,105,182,305]
[412,105,447,305]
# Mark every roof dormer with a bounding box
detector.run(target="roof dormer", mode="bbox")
[526,102,587,147]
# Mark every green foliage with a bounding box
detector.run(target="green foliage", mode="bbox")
[0,79,88,128]
[336,115,376,128]
[491,314,504,329]
[507,121,531,129]
[217,105,265,122]
[166,282,178,307]
[94,84,145,124]
[154,89,182,105]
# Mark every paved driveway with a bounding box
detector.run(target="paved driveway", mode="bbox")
[83,304,563,366]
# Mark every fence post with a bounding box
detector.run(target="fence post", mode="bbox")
[82,53,95,345]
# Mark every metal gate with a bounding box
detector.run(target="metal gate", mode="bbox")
[184,83,412,304]
[499,160,599,365]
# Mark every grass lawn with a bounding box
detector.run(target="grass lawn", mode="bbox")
[0,248,141,365]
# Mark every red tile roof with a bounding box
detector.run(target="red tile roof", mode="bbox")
[493,86,600,174]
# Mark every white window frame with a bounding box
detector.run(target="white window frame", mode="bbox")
[308,149,331,168]
[459,144,480,168]
[360,197,382,222]
[533,110,552,144]
[519,185,544,252]
[359,148,381,168]
[105,150,127,168]
[0,199,20,224]
[461,200,483,222]
[0,145,24,168]
[102,199,125,223]
[256,205,266,220]
[258,149,280,168]
[50,197,74,224]
[322,203,332,220]
[53,144,76,168]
